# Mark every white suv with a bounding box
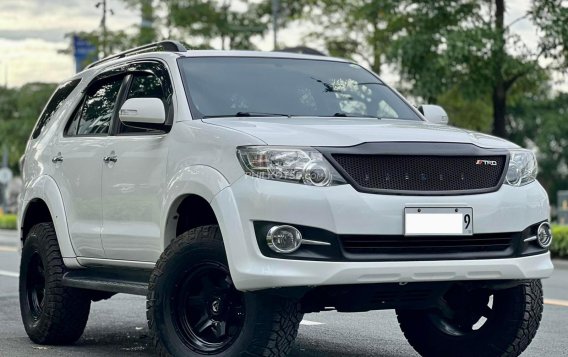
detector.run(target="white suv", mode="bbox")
[18,41,553,357]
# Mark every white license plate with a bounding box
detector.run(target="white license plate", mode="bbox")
[404,207,473,236]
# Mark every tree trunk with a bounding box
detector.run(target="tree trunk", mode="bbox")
[372,48,381,75]
[492,85,507,137]
[492,0,507,138]
[371,21,382,75]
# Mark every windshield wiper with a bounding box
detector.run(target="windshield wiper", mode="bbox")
[236,111,292,118]
[332,112,382,119]
[356,82,385,86]
[203,112,292,119]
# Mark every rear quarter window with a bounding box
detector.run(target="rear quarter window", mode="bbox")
[31,79,81,139]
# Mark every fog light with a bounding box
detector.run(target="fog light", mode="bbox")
[537,222,552,248]
[266,225,302,253]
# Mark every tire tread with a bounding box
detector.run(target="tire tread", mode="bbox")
[147,225,302,357]
[396,280,543,357]
[20,223,91,345]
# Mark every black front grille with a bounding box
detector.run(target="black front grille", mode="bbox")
[332,154,506,194]
[340,233,514,257]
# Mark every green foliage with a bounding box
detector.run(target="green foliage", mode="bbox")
[0,83,57,173]
[383,0,567,138]
[531,0,568,69]
[79,0,301,54]
[388,0,482,100]
[508,91,568,203]
[551,225,568,258]
[437,87,492,133]
[169,0,269,50]
[303,0,408,74]
[0,214,17,230]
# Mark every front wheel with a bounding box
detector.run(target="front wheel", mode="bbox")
[147,225,303,357]
[396,280,543,357]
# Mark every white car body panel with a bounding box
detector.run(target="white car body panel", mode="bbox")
[51,135,107,258]
[211,175,551,290]
[160,165,230,256]
[203,117,517,149]
[101,135,169,261]
[20,175,76,258]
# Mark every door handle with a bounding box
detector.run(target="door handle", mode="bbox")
[103,154,118,164]
[52,154,63,164]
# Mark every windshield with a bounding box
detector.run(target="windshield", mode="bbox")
[178,57,422,121]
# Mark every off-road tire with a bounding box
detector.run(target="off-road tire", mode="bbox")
[147,225,303,357]
[396,280,543,357]
[19,223,91,344]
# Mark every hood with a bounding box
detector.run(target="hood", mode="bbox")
[202,117,518,149]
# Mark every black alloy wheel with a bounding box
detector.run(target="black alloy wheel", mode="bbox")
[172,263,245,353]
[25,252,46,321]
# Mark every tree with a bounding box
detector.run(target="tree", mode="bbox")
[387,0,568,138]
[0,83,57,173]
[300,0,409,74]
[168,0,267,50]
[112,0,301,51]
[508,90,568,204]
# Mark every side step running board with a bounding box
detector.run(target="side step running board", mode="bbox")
[62,268,152,296]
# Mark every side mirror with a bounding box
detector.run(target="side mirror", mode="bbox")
[119,98,166,128]
[418,104,449,125]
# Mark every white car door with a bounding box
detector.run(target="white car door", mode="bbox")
[101,62,171,262]
[52,73,125,258]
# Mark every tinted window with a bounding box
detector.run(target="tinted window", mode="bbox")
[127,73,165,100]
[74,76,123,136]
[32,79,81,139]
[178,57,421,121]
[117,72,166,134]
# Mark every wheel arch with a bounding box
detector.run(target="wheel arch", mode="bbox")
[20,175,76,259]
[162,165,232,250]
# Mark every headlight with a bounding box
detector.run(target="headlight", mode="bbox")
[236,146,346,186]
[505,149,538,186]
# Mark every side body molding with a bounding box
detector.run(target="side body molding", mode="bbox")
[20,175,77,259]
[161,165,233,251]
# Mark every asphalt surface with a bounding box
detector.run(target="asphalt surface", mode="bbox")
[1,229,567,357]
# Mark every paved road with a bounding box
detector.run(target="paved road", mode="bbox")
[0,229,567,357]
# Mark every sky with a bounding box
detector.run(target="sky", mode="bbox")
[0,0,566,91]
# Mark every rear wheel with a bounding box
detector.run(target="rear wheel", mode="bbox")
[147,225,303,357]
[19,223,91,344]
[396,280,543,357]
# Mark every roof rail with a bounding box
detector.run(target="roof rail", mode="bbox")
[86,40,188,69]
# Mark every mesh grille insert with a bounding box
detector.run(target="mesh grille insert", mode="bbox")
[340,234,514,256]
[332,154,506,193]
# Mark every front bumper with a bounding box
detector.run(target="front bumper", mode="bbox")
[211,175,553,291]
